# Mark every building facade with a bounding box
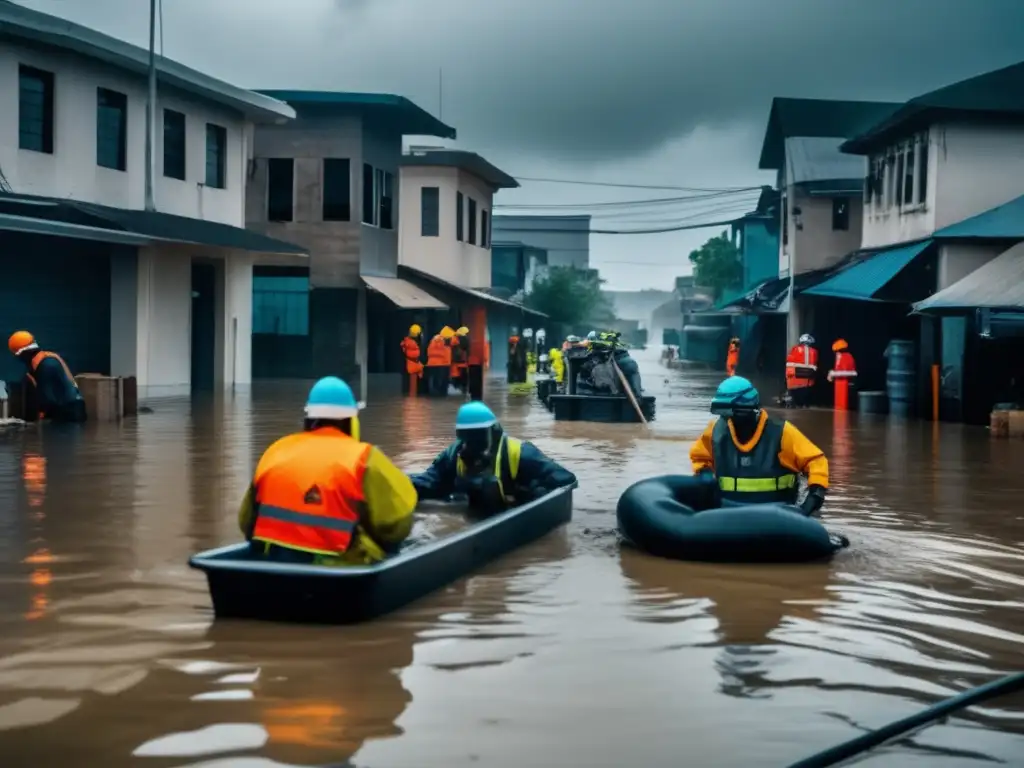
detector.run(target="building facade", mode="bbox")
[243,91,456,395]
[490,214,591,269]
[0,0,301,397]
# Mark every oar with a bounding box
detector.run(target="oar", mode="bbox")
[787,671,1024,768]
[611,358,651,429]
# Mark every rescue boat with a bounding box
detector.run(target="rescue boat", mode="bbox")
[188,483,575,624]
[616,474,848,563]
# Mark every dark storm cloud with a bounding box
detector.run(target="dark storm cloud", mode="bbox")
[17,0,1024,163]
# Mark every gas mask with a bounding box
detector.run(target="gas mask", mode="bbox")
[457,425,497,472]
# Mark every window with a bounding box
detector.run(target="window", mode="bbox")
[894,151,904,208]
[322,158,351,221]
[19,65,54,154]
[163,109,186,180]
[903,145,915,205]
[421,186,440,236]
[456,191,464,241]
[205,123,227,188]
[481,209,489,248]
[917,137,928,204]
[96,87,127,171]
[361,164,395,228]
[831,197,849,231]
[782,197,788,246]
[467,197,477,245]
[252,275,309,336]
[266,158,294,222]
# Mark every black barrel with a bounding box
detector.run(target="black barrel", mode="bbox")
[858,391,888,415]
[885,339,916,417]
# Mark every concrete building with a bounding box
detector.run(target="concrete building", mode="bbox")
[757,97,900,345]
[243,91,459,395]
[0,0,303,397]
[491,214,591,269]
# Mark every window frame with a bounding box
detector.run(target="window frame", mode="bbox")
[456,191,464,242]
[18,64,55,155]
[831,197,850,231]
[420,186,440,237]
[467,197,477,245]
[162,108,186,181]
[481,208,490,248]
[322,158,352,222]
[96,87,128,171]
[204,123,227,189]
[266,157,295,222]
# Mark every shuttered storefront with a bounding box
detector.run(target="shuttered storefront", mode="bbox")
[0,233,112,384]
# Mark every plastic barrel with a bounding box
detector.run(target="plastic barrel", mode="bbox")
[885,339,916,417]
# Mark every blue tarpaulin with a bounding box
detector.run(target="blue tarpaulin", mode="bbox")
[801,240,933,301]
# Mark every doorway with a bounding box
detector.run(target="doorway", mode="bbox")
[191,261,217,392]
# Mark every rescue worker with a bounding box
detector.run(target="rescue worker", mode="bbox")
[785,333,818,408]
[725,337,740,377]
[549,346,565,387]
[238,377,417,565]
[450,326,470,392]
[827,339,858,411]
[410,401,576,514]
[689,376,828,516]
[399,324,424,396]
[507,327,528,384]
[8,331,87,423]
[425,328,453,396]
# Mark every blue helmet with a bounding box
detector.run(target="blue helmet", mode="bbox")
[305,377,363,420]
[710,376,759,416]
[455,401,498,431]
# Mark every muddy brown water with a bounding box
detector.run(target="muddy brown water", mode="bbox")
[1,349,1024,767]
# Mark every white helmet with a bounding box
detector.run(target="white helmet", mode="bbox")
[798,333,815,345]
[523,328,534,339]
[587,331,597,341]
[536,328,546,340]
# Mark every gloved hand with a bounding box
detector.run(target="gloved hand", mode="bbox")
[800,484,827,517]
[696,468,716,485]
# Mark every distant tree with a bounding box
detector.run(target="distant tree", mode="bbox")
[524,266,616,326]
[688,231,742,300]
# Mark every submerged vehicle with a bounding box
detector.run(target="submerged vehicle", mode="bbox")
[189,485,575,624]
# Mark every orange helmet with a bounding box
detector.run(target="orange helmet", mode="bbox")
[8,330,37,356]
[832,339,849,352]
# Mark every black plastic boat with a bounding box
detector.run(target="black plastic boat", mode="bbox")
[188,484,575,625]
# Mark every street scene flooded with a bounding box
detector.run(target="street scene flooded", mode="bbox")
[2,351,1024,767]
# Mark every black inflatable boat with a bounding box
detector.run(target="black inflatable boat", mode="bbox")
[617,475,848,563]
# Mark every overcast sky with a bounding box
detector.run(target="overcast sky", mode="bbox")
[20,0,1024,290]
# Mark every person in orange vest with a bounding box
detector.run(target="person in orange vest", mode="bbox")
[399,324,424,396]
[785,333,818,408]
[827,339,858,411]
[725,337,740,376]
[507,327,527,383]
[237,377,416,565]
[425,328,453,395]
[8,330,87,423]
[450,326,470,392]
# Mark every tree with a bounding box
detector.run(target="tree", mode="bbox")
[688,231,742,300]
[524,266,616,326]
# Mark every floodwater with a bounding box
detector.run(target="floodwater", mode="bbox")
[2,349,1024,768]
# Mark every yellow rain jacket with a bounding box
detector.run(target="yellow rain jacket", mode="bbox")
[238,444,417,566]
[549,348,565,383]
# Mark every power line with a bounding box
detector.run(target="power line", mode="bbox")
[496,217,741,235]
[512,176,762,193]
[494,189,759,211]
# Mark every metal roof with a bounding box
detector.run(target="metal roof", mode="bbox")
[784,137,867,185]
[914,242,1024,314]
[256,90,455,139]
[402,149,518,189]
[758,97,901,170]
[0,0,294,122]
[933,192,1024,239]
[362,276,447,309]
[801,240,933,301]
[843,60,1024,154]
[398,265,546,317]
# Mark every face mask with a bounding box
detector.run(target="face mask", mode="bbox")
[457,428,493,465]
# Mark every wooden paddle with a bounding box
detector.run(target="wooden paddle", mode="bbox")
[611,359,652,430]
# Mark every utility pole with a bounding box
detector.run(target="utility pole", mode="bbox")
[438,68,443,122]
[144,0,157,211]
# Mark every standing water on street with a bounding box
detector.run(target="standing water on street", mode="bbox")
[1,350,1024,767]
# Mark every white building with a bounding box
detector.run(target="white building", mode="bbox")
[398,147,519,289]
[0,0,302,398]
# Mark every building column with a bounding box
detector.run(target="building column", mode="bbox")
[217,250,253,391]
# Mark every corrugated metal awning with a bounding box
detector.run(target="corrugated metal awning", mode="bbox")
[801,240,932,301]
[914,242,1024,314]
[362,275,447,309]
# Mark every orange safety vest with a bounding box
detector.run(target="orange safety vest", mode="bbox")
[26,350,79,390]
[785,344,818,389]
[725,343,739,376]
[830,351,857,379]
[426,334,451,367]
[251,428,371,557]
[400,336,423,376]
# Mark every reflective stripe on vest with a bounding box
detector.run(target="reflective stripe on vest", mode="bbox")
[456,434,522,503]
[711,415,798,505]
[251,429,370,557]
